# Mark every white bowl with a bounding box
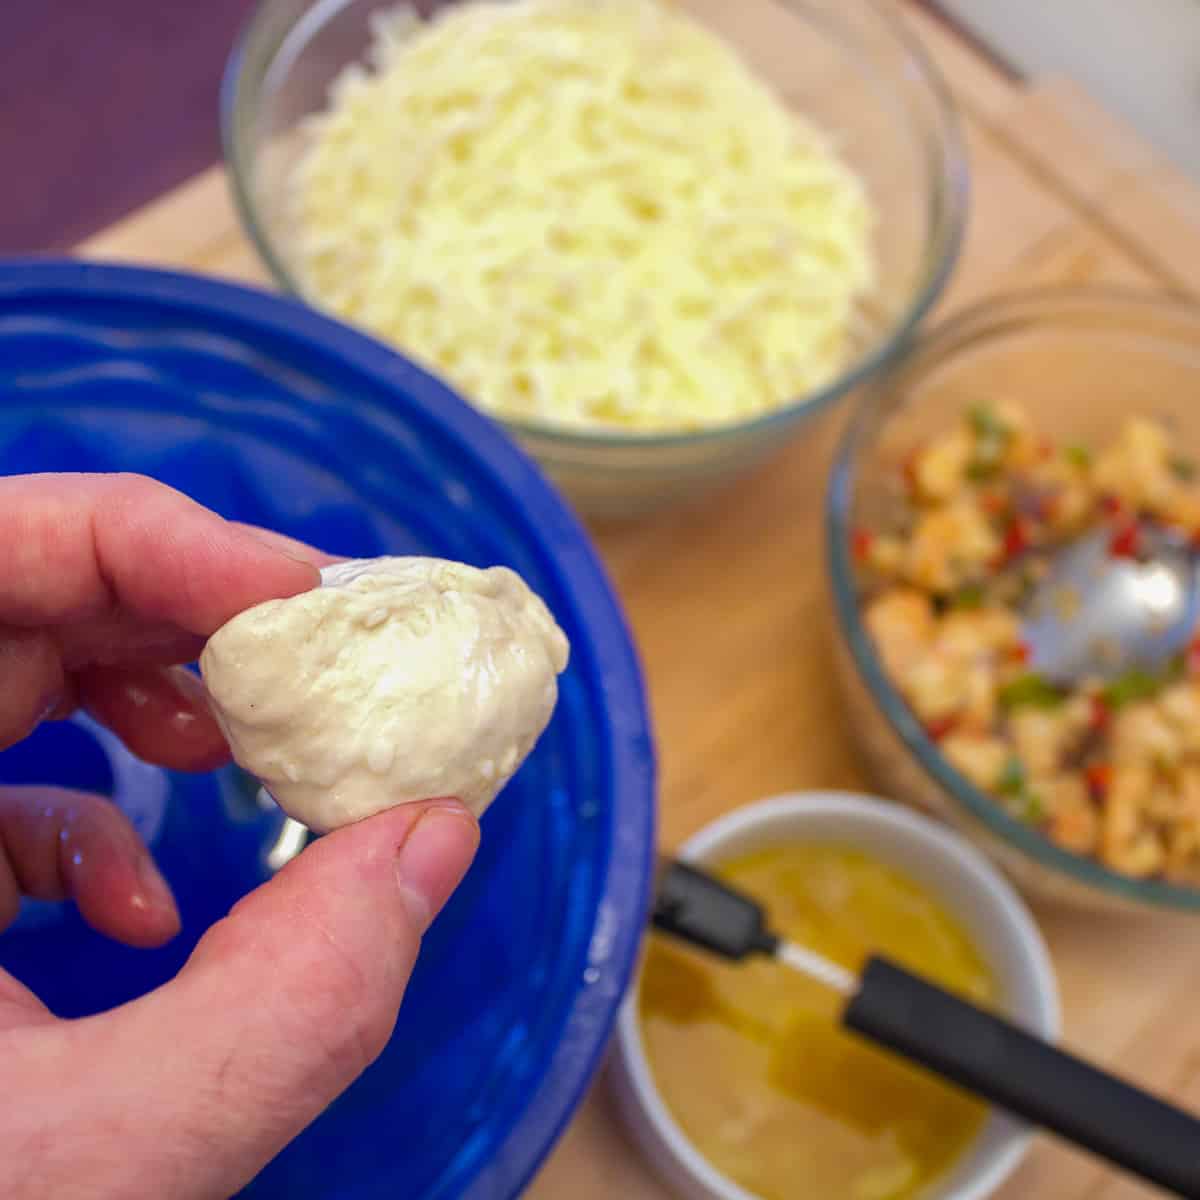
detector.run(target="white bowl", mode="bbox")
[611,791,1061,1200]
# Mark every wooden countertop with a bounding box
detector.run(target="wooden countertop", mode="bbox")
[75,4,1200,1196]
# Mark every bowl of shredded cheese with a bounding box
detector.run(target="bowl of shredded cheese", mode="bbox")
[224,0,965,516]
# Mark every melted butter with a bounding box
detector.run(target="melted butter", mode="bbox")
[639,844,995,1200]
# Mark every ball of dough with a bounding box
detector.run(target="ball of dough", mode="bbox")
[199,556,570,832]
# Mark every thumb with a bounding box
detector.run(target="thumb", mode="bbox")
[85,800,478,1199]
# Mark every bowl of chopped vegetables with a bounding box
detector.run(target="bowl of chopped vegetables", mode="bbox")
[828,286,1200,913]
[223,0,965,516]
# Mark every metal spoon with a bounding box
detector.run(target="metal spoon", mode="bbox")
[1021,525,1200,687]
[250,785,311,871]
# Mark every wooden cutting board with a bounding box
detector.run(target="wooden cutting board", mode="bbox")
[77,6,1200,1197]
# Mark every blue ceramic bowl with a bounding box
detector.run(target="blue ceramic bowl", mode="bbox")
[0,260,656,1199]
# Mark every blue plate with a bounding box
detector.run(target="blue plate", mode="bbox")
[0,260,656,1200]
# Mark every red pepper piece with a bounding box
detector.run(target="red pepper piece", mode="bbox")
[851,528,874,562]
[981,490,1008,516]
[1085,763,1112,798]
[1089,695,1111,730]
[1001,517,1031,562]
[924,715,957,742]
[1187,639,1200,676]
[1108,523,1141,559]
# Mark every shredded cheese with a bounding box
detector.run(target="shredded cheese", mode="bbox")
[291,0,874,433]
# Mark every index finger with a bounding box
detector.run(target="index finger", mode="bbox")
[0,474,320,633]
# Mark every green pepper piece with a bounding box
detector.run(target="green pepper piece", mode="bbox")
[1101,667,1166,709]
[952,584,985,609]
[993,755,1043,823]
[998,673,1063,709]
[996,754,1026,796]
[1064,444,1091,468]
[966,458,1000,482]
[1018,789,1045,824]
[967,404,1009,442]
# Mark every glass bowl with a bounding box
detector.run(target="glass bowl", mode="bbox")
[222,0,966,518]
[827,286,1200,915]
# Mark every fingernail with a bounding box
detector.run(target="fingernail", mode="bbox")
[165,664,208,706]
[241,528,323,573]
[134,851,179,922]
[275,547,322,574]
[395,802,480,932]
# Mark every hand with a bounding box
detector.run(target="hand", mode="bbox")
[0,474,480,1200]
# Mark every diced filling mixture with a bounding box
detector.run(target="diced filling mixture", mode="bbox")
[856,404,1200,883]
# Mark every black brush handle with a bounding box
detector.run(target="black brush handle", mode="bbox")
[651,859,777,960]
[844,956,1200,1198]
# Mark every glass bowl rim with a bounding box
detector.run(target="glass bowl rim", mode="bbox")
[220,0,969,448]
[828,283,1200,912]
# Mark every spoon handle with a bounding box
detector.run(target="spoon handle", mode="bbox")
[844,956,1200,1199]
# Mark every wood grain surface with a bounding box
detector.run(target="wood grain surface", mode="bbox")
[74,4,1200,1196]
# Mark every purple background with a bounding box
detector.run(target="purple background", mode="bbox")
[0,0,256,251]
[0,1,993,254]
